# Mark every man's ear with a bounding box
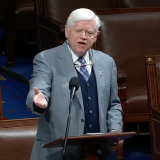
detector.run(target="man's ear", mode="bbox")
[94,31,100,42]
[65,25,68,38]
[96,31,100,37]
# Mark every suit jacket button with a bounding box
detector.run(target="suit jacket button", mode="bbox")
[81,119,84,122]
[88,97,91,100]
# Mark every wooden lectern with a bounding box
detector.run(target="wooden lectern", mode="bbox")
[43,132,136,160]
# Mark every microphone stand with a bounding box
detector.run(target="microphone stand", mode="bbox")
[62,88,75,160]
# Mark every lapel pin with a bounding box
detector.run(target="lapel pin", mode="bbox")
[98,71,103,77]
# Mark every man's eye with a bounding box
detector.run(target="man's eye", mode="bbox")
[75,29,82,33]
[87,31,94,36]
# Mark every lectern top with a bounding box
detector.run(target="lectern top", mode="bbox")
[43,131,136,148]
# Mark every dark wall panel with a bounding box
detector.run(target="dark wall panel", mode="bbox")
[44,0,119,23]
[120,0,160,8]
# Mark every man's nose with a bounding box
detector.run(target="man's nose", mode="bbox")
[80,30,87,39]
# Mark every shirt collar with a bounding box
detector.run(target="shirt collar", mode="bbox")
[67,43,90,64]
[72,50,89,64]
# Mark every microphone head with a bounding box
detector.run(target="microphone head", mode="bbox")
[69,77,79,91]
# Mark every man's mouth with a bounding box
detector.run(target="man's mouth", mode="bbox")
[78,42,86,45]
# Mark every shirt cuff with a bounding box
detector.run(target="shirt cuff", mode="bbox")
[33,103,46,114]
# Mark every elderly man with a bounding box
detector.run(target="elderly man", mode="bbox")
[26,8,123,160]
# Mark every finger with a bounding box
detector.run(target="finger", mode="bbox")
[111,142,122,150]
[34,102,43,108]
[33,99,40,106]
[35,101,47,108]
[114,142,123,150]
[118,142,123,149]
[34,87,39,95]
[41,103,47,108]
[41,100,48,108]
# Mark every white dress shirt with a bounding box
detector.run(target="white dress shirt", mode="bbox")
[67,45,92,75]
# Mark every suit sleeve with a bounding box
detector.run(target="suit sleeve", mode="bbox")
[106,58,123,132]
[26,52,52,114]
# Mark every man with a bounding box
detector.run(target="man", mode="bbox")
[26,8,123,160]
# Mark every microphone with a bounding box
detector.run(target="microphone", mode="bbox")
[62,77,79,160]
[69,77,79,100]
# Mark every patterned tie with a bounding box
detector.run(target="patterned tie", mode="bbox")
[77,57,90,82]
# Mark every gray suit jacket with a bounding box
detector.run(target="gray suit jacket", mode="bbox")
[26,42,123,160]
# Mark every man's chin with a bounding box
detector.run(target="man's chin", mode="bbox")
[75,51,87,57]
[74,49,88,57]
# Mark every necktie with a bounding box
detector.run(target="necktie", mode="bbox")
[77,57,90,82]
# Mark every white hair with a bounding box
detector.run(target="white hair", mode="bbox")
[66,8,101,31]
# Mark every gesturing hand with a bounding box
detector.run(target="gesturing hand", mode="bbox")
[33,87,48,108]
[111,140,123,150]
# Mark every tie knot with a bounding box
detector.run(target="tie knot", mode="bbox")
[78,57,86,65]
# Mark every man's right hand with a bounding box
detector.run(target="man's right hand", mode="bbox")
[33,87,48,108]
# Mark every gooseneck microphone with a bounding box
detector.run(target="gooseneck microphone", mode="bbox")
[63,77,79,160]
[69,77,79,100]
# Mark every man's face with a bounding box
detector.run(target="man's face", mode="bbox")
[65,19,100,57]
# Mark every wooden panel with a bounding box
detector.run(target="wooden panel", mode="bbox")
[145,56,160,110]
[120,0,160,8]
[124,113,149,122]
[37,15,66,51]
[145,55,160,159]
[151,113,160,159]
[94,7,160,15]
[43,0,120,23]
[0,118,39,128]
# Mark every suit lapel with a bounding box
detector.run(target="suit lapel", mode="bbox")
[58,43,84,109]
[92,50,105,113]
[57,44,105,111]
[58,43,77,81]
